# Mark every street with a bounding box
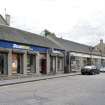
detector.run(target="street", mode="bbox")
[0,73,105,105]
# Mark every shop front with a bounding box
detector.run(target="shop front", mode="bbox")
[70,56,81,72]
[50,50,64,74]
[0,40,49,76]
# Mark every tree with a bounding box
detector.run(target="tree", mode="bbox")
[41,29,56,37]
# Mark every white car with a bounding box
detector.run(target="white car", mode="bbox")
[81,65,100,75]
[100,67,105,72]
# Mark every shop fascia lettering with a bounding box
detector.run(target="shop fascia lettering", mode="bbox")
[13,44,33,50]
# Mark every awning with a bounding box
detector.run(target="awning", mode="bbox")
[70,52,105,59]
[27,51,37,55]
[12,49,26,54]
[0,48,9,53]
[50,53,64,57]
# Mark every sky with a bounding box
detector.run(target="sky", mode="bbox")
[0,0,105,46]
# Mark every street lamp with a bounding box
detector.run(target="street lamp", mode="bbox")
[99,49,103,67]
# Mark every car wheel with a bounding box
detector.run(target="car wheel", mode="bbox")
[91,71,95,75]
[98,71,100,74]
[81,72,85,75]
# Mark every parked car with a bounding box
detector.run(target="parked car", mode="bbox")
[81,65,100,75]
[100,67,105,72]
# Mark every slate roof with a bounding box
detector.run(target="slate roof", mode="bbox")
[0,25,61,49]
[48,36,102,55]
[0,15,8,26]
[48,36,89,52]
[0,25,103,56]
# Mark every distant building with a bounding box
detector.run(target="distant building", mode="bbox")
[95,39,105,53]
[94,39,105,67]
[46,33,105,72]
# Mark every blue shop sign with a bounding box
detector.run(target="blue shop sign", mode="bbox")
[0,40,49,52]
[13,44,33,50]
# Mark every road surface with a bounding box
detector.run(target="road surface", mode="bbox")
[0,73,105,105]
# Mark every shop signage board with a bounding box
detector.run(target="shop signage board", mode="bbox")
[13,44,33,50]
[0,40,49,52]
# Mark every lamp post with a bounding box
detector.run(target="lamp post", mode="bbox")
[89,47,94,65]
[99,49,102,67]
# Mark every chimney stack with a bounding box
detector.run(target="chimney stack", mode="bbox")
[100,39,104,52]
[100,39,103,44]
[5,14,10,26]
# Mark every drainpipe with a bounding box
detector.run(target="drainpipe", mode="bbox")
[99,50,102,67]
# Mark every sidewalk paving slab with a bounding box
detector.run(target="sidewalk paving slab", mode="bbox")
[0,72,80,87]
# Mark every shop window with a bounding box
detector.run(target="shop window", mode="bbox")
[0,53,8,75]
[66,54,69,65]
[27,55,33,67]
[27,55,30,67]
[50,57,53,72]
[87,58,91,65]
[0,55,4,74]
[12,54,23,74]
[40,59,46,74]
[83,60,87,66]
[58,58,60,70]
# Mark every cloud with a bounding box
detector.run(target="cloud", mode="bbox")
[59,21,105,46]
[0,0,105,46]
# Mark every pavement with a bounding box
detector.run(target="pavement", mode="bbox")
[0,72,80,86]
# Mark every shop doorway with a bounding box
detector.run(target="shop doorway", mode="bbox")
[40,53,47,74]
[87,58,91,65]
[50,56,56,74]
[27,54,36,73]
[12,53,23,74]
[40,58,47,74]
[0,53,8,75]
[58,57,64,73]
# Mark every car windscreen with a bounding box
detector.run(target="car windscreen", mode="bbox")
[84,66,96,69]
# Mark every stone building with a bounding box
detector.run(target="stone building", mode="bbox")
[46,33,105,72]
[0,14,104,78]
[94,39,105,67]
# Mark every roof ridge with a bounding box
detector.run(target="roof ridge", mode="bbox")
[57,37,92,48]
